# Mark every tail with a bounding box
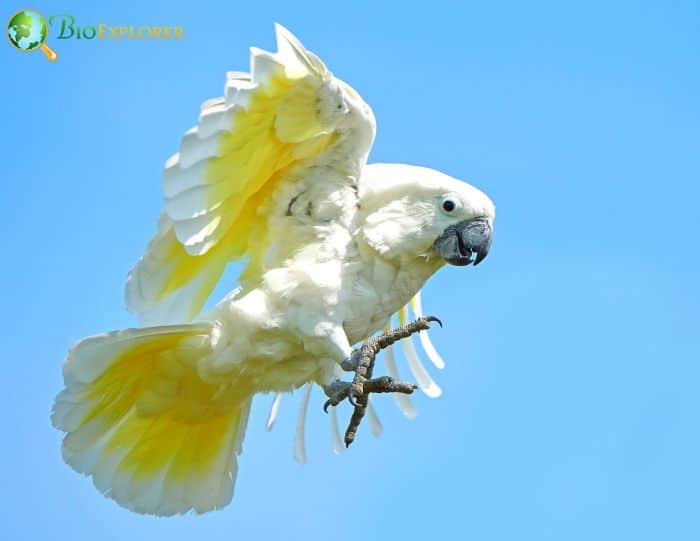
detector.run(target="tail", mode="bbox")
[51,323,252,516]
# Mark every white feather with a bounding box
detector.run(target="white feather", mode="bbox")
[136,270,212,326]
[329,405,344,454]
[293,383,312,464]
[398,307,442,398]
[179,127,222,169]
[367,402,383,437]
[274,23,315,79]
[410,293,446,369]
[161,157,208,199]
[173,212,232,256]
[384,342,417,419]
[198,102,236,138]
[224,80,257,108]
[266,393,283,431]
[165,184,214,221]
[250,46,284,84]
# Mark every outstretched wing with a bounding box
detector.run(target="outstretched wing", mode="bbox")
[126,24,375,324]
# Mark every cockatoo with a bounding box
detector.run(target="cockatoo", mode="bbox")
[51,24,495,516]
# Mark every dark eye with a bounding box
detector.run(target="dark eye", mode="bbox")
[440,196,461,215]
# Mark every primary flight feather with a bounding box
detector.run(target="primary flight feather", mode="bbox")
[52,24,495,515]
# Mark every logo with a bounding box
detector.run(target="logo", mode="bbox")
[7,10,185,62]
[6,9,57,61]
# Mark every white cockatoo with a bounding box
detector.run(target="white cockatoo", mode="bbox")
[51,25,495,516]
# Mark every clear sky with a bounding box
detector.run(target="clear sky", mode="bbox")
[2,1,699,539]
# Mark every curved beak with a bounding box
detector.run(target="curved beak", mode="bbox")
[432,217,493,267]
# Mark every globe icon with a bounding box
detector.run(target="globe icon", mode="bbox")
[7,9,57,61]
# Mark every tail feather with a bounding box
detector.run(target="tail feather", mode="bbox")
[52,323,252,516]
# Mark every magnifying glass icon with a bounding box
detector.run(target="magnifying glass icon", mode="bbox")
[7,9,58,62]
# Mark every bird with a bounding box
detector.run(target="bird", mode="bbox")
[51,24,495,516]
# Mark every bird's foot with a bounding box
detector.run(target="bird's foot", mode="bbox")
[323,377,417,413]
[323,315,442,446]
[323,376,418,446]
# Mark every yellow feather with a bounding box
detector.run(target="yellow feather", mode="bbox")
[73,330,247,482]
[144,72,339,319]
[275,76,325,142]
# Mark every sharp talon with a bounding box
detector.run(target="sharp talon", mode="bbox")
[426,315,443,328]
[323,400,332,413]
[338,316,444,447]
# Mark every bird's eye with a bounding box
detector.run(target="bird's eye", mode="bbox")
[440,196,461,215]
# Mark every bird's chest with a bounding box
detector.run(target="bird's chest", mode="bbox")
[341,250,440,345]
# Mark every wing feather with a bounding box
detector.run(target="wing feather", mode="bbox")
[127,25,374,323]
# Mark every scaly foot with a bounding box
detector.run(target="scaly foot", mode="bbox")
[323,376,417,412]
[323,315,442,446]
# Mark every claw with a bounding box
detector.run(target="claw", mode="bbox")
[425,315,443,328]
[322,381,351,412]
[330,315,446,447]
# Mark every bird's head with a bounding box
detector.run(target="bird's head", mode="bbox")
[358,164,495,267]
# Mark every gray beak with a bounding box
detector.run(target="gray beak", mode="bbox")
[432,217,493,267]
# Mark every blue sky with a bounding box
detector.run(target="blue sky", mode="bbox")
[2,0,699,539]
